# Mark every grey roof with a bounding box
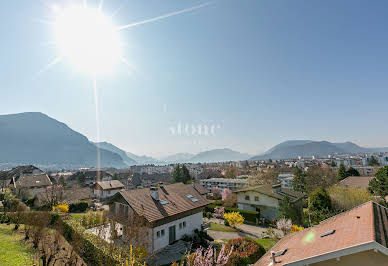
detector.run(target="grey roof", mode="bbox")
[14,174,52,189]
[96,180,125,190]
[63,187,93,203]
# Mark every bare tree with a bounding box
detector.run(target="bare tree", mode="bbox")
[43,185,64,207]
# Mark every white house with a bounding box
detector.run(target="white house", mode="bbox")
[200,178,248,192]
[277,173,294,189]
[110,183,209,252]
[235,184,304,221]
[94,180,124,199]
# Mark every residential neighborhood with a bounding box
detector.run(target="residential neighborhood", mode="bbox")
[2,0,388,265]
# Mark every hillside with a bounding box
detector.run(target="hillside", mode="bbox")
[93,142,137,166]
[189,148,251,163]
[125,152,162,165]
[161,153,195,163]
[251,140,388,160]
[0,112,126,169]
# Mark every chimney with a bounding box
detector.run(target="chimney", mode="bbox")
[270,251,277,264]
[150,186,159,201]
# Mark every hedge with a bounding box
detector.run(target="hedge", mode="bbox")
[69,201,89,213]
[62,218,120,265]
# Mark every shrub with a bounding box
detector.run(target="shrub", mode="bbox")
[276,218,292,235]
[185,244,233,266]
[226,238,266,265]
[69,201,89,213]
[224,207,259,224]
[221,188,233,201]
[52,204,69,213]
[80,211,107,228]
[224,212,244,227]
[328,185,373,212]
[291,225,303,233]
[62,218,120,265]
[212,207,225,219]
[205,204,217,213]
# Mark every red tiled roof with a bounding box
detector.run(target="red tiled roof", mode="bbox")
[255,201,388,265]
[119,183,210,223]
[338,176,374,190]
[188,183,209,195]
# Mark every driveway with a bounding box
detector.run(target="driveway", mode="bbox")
[205,218,282,240]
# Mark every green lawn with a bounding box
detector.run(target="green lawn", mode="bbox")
[209,222,238,232]
[0,224,36,266]
[69,213,85,219]
[249,238,279,251]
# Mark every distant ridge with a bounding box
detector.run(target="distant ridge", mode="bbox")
[0,112,127,169]
[189,148,251,163]
[93,142,137,166]
[250,140,388,160]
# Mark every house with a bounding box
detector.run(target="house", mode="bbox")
[13,173,53,199]
[338,176,374,190]
[94,180,124,199]
[34,187,94,207]
[235,184,304,221]
[200,178,248,192]
[255,201,388,266]
[110,183,209,252]
[277,174,294,189]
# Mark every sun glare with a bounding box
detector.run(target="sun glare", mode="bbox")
[54,6,121,75]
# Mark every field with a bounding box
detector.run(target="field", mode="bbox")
[0,224,36,265]
[249,237,279,251]
[209,222,238,232]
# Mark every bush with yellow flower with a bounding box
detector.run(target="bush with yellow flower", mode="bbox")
[224,211,244,227]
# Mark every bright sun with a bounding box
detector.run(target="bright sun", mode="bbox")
[54,6,121,75]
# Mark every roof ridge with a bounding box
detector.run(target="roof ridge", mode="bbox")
[318,200,384,225]
[269,201,384,251]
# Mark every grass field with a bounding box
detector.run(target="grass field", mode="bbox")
[209,222,238,232]
[249,238,278,251]
[0,224,36,266]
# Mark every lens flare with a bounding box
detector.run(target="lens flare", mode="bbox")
[53,6,121,75]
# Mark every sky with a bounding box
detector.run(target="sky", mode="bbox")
[1,0,388,158]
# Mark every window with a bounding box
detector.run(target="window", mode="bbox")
[245,195,250,201]
[183,221,186,228]
[179,223,182,229]
[161,229,165,236]
[160,200,169,205]
[254,196,259,201]
[157,231,160,238]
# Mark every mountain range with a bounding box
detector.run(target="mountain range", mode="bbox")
[1,112,387,169]
[250,140,388,160]
[0,112,126,169]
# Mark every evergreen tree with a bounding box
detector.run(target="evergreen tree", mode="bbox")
[368,166,388,197]
[369,156,380,166]
[337,164,347,180]
[181,165,192,184]
[292,167,306,192]
[278,197,303,225]
[173,165,192,184]
[308,188,332,211]
[346,167,360,177]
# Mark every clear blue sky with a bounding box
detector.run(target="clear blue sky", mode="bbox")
[1,0,388,157]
